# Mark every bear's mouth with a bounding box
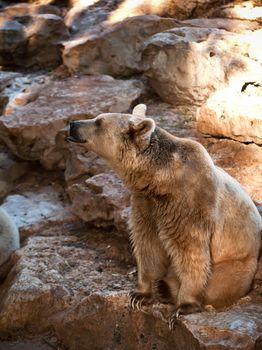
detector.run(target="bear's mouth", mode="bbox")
[66,136,86,143]
[66,122,87,143]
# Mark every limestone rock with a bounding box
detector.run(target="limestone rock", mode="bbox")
[65,5,108,34]
[207,0,262,22]
[197,86,262,145]
[108,0,231,23]
[0,212,261,349]
[0,19,26,67]
[0,71,21,92]
[67,171,130,232]
[0,73,50,116]
[0,75,145,169]
[63,15,181,76]
[2,184,76,239]
[0,71,21,114]
[205,139,262,203]
[65,148,110,185]
[142,27,262,105]
[0,2,61,17]
[181,17,261,33]
[0,13,69,68]
[0,224,133,336]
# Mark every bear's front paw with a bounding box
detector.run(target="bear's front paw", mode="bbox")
[169,303,203,330]
[128,292,153,310]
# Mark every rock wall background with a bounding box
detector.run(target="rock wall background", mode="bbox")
[0,1,261,349]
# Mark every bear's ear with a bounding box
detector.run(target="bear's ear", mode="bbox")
[132,104,147,117]
[129,118,155,141]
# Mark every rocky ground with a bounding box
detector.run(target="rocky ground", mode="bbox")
[0,0,261,349]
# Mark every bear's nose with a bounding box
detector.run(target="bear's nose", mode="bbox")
[70,121,77,129]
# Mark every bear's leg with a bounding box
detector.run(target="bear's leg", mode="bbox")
[167,238,211,329]
[205,257,258,308]
[154,269,180,304]
[129,236,169,310]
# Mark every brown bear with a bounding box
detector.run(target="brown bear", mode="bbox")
[67,104,261,328]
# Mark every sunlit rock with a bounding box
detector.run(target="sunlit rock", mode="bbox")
[197,86,262,145]
[63,15,181,76]
[142,27,262,105]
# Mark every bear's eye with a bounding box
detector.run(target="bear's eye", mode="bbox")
[95,118,104,127]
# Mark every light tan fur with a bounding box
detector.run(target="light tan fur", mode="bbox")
[68,104,262,326]
[0,207,20,281]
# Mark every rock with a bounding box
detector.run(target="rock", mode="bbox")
[67,171,130,231]
[0,215,261,349]
[0,2,61,17]
[180,303,262,350]
[0,71,21,114]
[0,19,26,67]
[0,71,21,92]
[207,0,262,22]
[108,0,231,23]
[181,17,261,33]
[0,73,51,116]
[0,14,69,68]
[53,296,262,350]
[0,338,58,350]
[0,75,145,169]
[63,15,181,76]
[2,187,76,240]
[65,6,108,34]
[197,86,262,145]
[0,223,133,336]
[142,27,262,105]
[1,165,77,239]
[204,139,262,202]
[65,149,111,184]
[0,145,29,200]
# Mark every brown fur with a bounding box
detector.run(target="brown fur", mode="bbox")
[68,104,262,325]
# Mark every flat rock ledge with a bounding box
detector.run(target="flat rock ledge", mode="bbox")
[0,219,261,350]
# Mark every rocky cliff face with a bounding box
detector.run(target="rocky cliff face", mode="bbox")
[0,1,261,349]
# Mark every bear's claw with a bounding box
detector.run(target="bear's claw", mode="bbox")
[128,292,152,310]
[169,303,203,330]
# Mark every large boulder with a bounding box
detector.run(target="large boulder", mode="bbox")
[197,85,262,145]
[0,75,145,169]
[0,13,69,68]
[142,27,262,105]
[63,15,181,76]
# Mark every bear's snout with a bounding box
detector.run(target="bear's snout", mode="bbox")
[67,121,87,143]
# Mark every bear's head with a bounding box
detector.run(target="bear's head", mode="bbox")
[67,104,155,168]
